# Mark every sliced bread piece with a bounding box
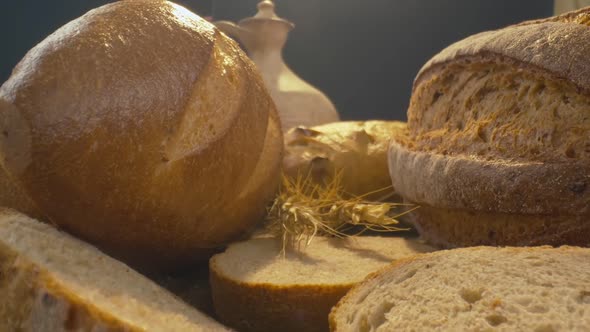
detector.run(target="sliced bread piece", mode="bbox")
[210,236,434,332]
[330,246,590,331]
[0,208,229,331]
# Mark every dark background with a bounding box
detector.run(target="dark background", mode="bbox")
[0,0,553,120]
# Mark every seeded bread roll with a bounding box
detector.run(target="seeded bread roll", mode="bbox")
[0,0,281,270]
[388,7,590,248]
[330,246,590,331]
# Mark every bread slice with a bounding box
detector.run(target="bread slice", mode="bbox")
[0,208,229,331]
[330,246,590,331]
[388,7,590,248]
[209,236,434,332]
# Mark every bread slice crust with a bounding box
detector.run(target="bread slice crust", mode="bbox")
[388,140,590,247]
[416,9,590,93]
[388,140,590,215]
[210,265,350,332]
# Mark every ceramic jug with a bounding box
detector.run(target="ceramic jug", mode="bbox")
[214,0,340,131]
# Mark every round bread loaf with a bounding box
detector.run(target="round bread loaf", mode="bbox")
[388,8,590,248]
[0,1,282,270]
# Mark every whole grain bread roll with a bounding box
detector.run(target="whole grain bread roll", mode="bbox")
[388,7,590,248]
[0,0,282,270]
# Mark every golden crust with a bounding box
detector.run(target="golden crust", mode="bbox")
[409,8,590,163]
[209,257,352,332]
[0,1,279,270]
[416,8,590,92]
[207,106,283,245]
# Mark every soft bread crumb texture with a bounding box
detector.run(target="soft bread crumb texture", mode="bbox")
[408,62,590,163]
[210,236,434,332]
[330,246,590,332]
[212,237,433,285]
[0,209,228,331]
[406,8,590,164]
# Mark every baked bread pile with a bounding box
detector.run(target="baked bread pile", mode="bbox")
[329,7,590,332]
[1,1,590,331]
[388,7,590,248]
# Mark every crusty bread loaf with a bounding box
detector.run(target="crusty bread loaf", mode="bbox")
[284,121,406,198]
[0,0,282,269]
[330,246,590,331]
[388,7,590,248]
[210,236,434,332]
[0,208,229,331]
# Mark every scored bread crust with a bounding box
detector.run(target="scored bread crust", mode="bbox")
[211,106,283,243]
[416,10,590,93]
[0,1,278,269]
[210,264,351,332]
[329,246,589,331]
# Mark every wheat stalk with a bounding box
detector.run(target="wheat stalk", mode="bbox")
[265,171,417,255]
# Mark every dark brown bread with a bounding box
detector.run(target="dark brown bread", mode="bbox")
[0,0,281,270]
[389,7,590,248]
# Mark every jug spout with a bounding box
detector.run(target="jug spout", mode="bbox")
[213,21,249,43]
